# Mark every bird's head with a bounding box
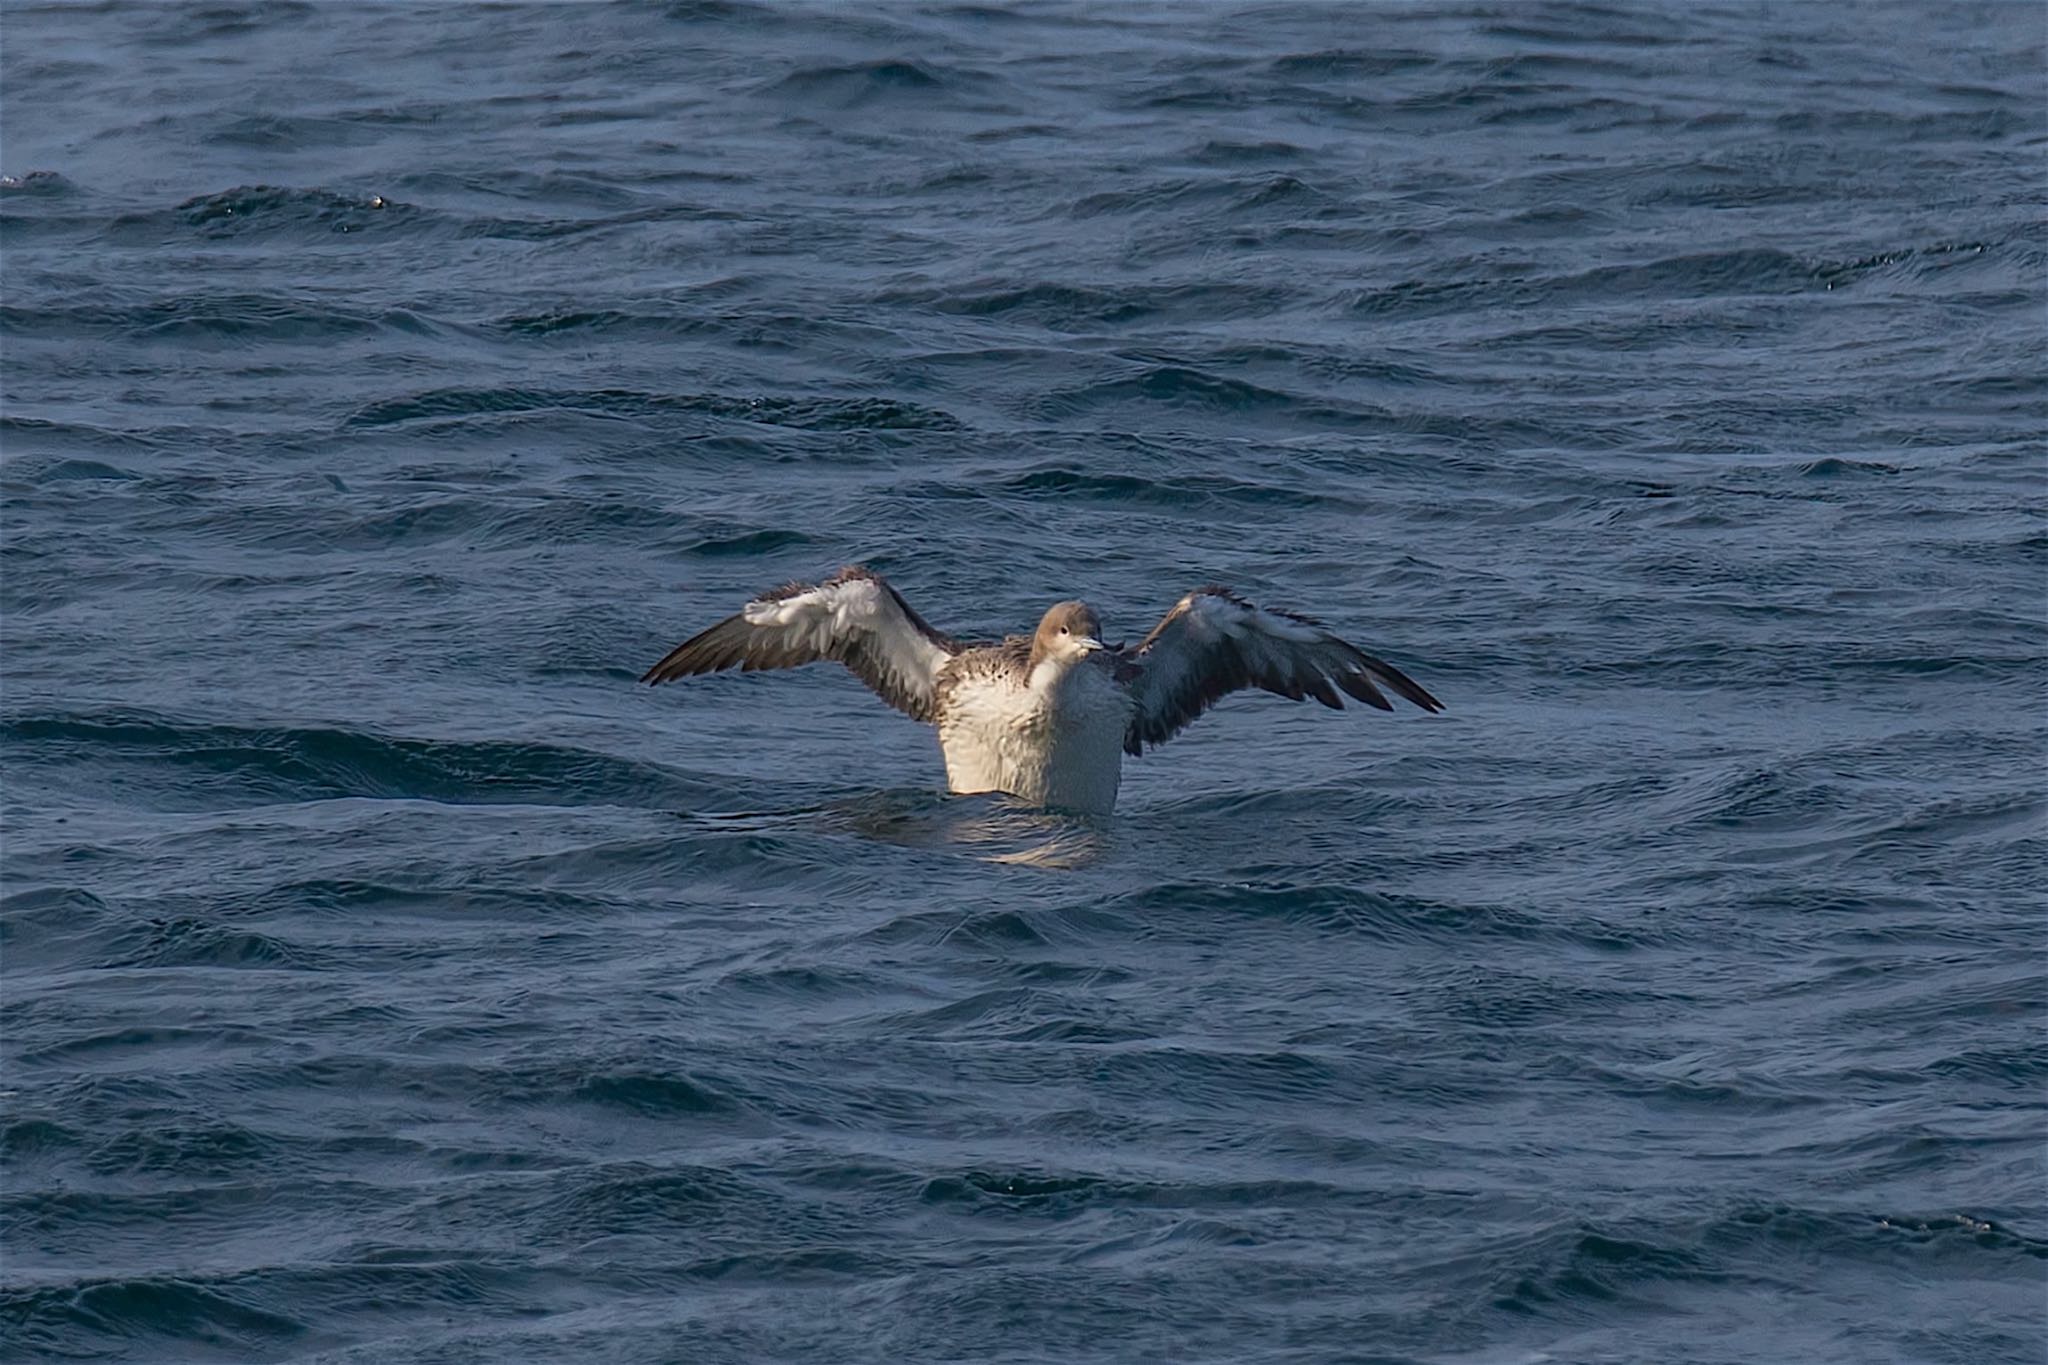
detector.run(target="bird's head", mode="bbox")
[1030,600,1107,667]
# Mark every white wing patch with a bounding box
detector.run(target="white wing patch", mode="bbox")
[744,576,886,645]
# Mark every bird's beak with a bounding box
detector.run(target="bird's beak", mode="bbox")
[1075,636,1106,653]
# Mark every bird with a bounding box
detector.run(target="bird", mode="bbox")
[640,565,1442,814]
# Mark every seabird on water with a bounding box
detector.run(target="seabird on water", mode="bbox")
[641,566,1442,815]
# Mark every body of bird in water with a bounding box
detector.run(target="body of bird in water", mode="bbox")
[641,566,1443,814]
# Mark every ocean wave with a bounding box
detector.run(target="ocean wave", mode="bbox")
[1100,881,1645,953]
[0,291,436,344]
[1030,364,1371,426]
[343,386,962,433]
[1,710,711,810]
[0,1278,310,1362]
[876,279,1298,329]
[994,465,1344,511]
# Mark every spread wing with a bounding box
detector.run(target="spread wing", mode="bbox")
[641,566,960,721]
[1121,587,1442,755]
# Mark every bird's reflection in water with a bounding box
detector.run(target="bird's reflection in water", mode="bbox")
[682,788,1109,869]
[832,789,1110,868]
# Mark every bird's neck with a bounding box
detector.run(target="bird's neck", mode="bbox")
[1026,650,1082,694]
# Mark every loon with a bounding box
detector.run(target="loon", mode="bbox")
[641,566,1442,815]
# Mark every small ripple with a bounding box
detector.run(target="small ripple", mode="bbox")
[82,1122,279,1180]
[0,169,77,195]
[759,57,1010,112]
[995,465,1342,511]
[1103,881,1645,953]
[1485,1223,1729,1318]
[1030,364,1377,430]
[570,1070,749,1117]
[168,183,413,237]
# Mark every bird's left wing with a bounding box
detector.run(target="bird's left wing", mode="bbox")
[641,566,959,721]
[1121,587,1442,755]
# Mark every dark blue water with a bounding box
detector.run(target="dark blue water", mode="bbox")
[4,3,2045,1361]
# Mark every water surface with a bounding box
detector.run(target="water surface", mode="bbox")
[3,3,2044,1362]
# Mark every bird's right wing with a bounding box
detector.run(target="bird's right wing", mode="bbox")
[641,566,960,721]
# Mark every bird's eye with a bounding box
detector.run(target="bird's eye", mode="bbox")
[1060,626,1068,635]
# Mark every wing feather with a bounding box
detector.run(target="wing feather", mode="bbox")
[1122,587,1441,755]
[641,566,959,721]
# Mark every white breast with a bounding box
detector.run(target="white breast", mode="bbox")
[936,658,1132,814]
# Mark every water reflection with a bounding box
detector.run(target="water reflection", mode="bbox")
[680,788,1111,868]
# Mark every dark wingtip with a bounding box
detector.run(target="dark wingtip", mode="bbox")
[1334,669,1394,711]
[1305,677,1344,710]
[640,654,685,686]
[1399,677,1446,713]
[640,620,741,687]
[1344,645,1443,714]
